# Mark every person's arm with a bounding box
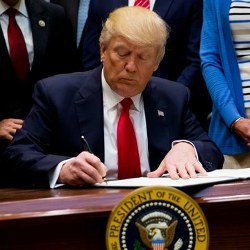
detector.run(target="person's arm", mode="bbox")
[231,118,250,146]
[4,78,107,187]
[147,87,223,179]
[3,80,72,187]
[200,0,241,127]
[147,108,223,179]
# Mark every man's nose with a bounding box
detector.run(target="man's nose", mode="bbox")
[125,56,136,72]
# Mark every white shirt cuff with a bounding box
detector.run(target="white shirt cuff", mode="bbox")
[49,158,75,188]
[171,140,199,161]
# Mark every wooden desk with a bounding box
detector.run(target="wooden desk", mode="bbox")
[0,181,250,250]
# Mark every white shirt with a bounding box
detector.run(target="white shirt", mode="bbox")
[102,70,150,179]
[0,0,34,67]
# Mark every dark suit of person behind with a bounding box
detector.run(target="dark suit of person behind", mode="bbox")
[49,0,79,45]
[50,0,90,58]
[81,0,212,130]
[0,0,78,155]
[3,7,223,188]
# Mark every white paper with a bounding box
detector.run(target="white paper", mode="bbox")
[94,168,250,188]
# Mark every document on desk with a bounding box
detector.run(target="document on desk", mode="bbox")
[95,168,250,188]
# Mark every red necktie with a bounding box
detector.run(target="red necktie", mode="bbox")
[117,98,141,179]
[7,8,29,80]
[134,0,150,9]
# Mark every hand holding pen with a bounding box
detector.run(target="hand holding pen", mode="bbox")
[57,137,107,187]
[81,135,108,183]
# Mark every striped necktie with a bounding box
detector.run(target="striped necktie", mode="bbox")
[134,0,150,9]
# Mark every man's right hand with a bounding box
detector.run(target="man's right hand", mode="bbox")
[0,118,24,141]
[58,151,107,186]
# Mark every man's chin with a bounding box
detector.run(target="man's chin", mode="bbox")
[116,88,139,98]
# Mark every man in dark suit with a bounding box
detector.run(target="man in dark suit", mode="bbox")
[3,7,223,188]
[0,0,78,155]
[81,0,212,130]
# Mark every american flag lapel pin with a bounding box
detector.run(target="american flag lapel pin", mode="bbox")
[157,110,165,117]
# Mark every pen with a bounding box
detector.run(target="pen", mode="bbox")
[81,135,92,153]
[81,135,108,184]
[102,176,108,183]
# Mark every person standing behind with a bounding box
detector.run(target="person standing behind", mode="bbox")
[0,0,78,156]
[3,6,223,188]
[50,0,90,50]
[200,0,250,168]
[80,0,212,130]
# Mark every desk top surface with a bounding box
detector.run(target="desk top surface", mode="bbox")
[1,180,250,221]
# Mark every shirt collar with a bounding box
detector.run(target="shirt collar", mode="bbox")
[101,69,142,111]
[0,0,28,17]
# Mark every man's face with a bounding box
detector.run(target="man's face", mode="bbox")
[100,36,159,97]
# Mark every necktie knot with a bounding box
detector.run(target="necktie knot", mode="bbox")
[120,98,133,111]
[7,8,17,18]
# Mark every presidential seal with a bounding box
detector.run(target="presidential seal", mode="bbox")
[106,186,209,250]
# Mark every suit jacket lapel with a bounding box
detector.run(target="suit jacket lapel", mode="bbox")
[143,82,170,171]
[0,27,13,74]
[50,0,78,38]
[54,0,79,39]
[74,67,105,162]
[153,0,174,17]
[66,0,79,39]
[26,0,49,70]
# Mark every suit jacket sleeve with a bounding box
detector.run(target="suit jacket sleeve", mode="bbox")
[144,77,223,172]
[3,80,71,187]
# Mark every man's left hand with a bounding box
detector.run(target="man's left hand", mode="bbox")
[147,142,207,179]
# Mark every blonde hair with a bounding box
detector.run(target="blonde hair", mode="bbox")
[99,6,170,63]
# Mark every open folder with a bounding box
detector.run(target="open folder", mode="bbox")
[94,168,250,188]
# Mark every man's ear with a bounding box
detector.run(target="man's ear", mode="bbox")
[153,62,160,72]
[100,43,106,62]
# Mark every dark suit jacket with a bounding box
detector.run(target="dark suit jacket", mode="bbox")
[50,0,79,45]
[0,0,78,153]
[80,0,212,130]
[4,66,223,187]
